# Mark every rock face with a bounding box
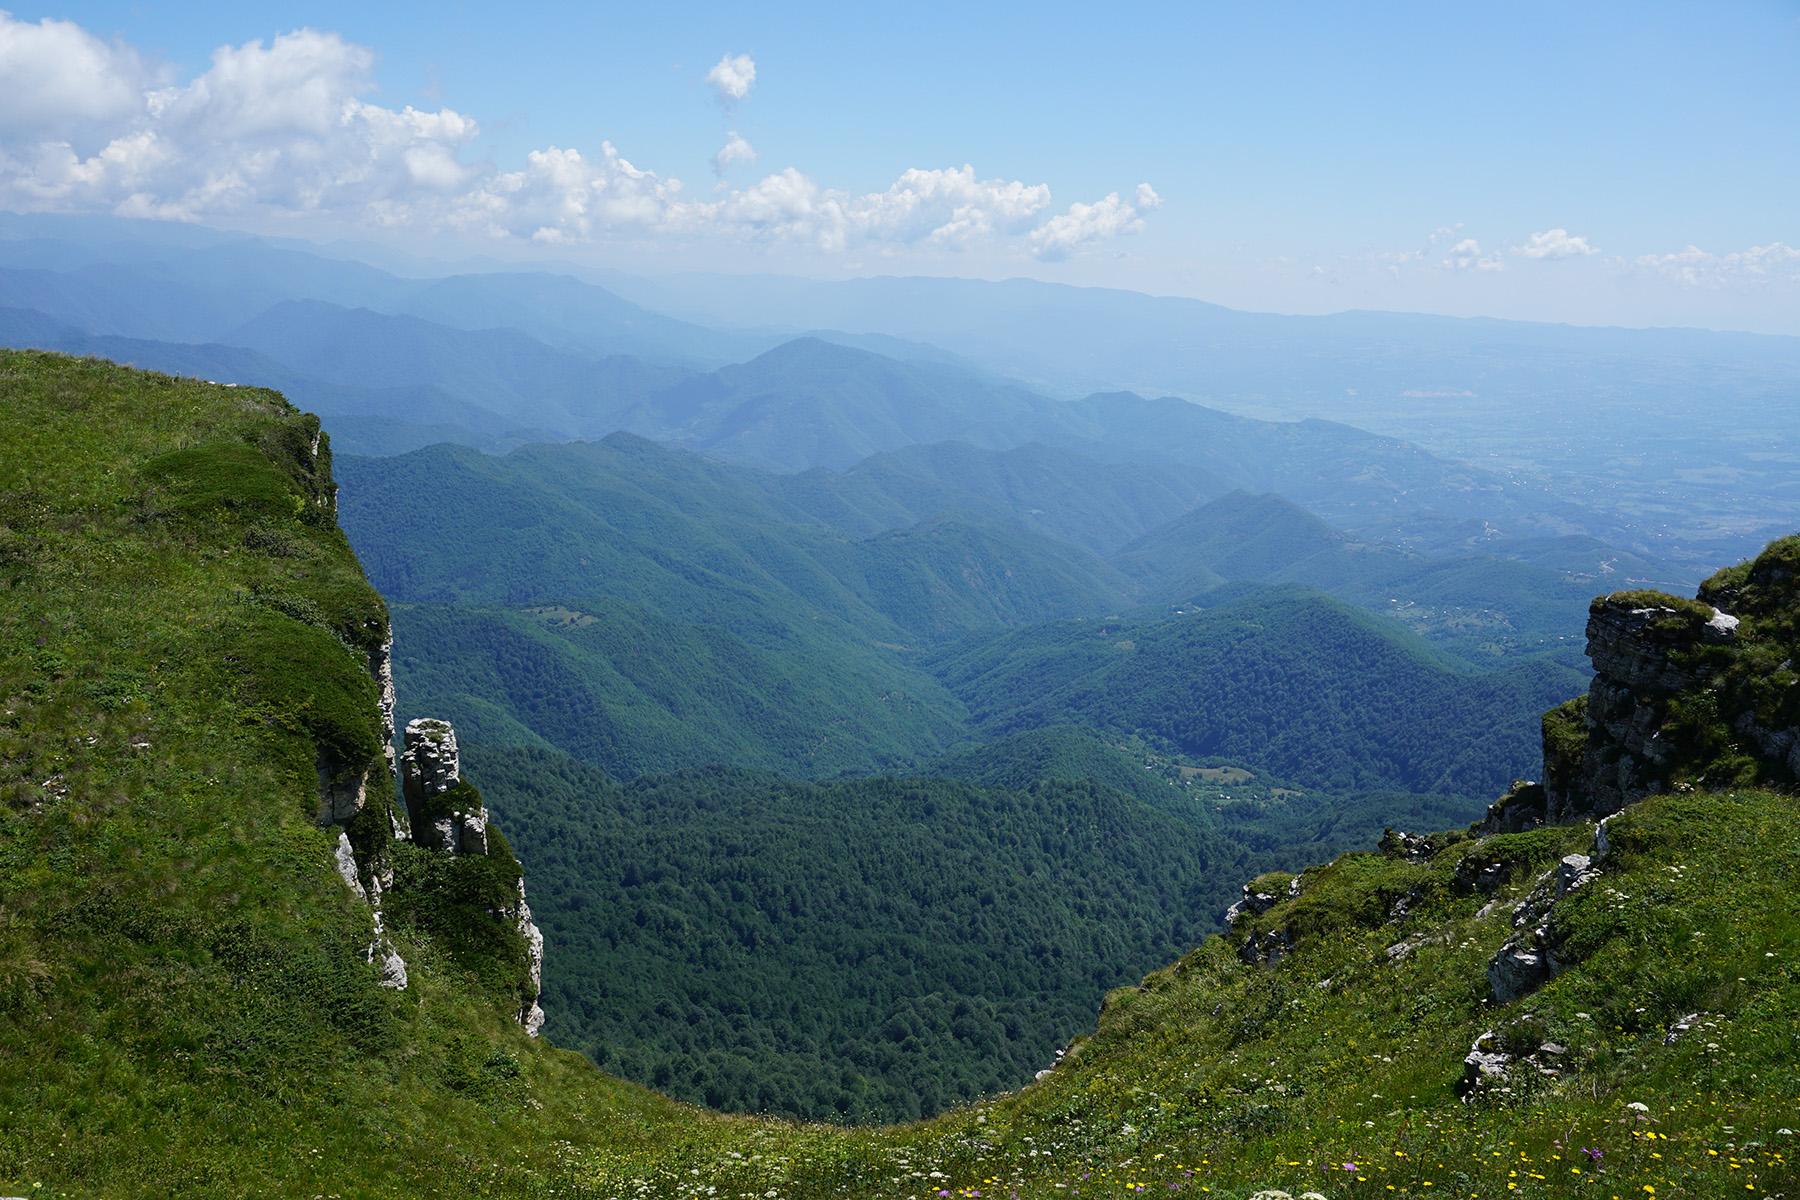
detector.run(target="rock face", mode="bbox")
[313,636,406,989]
[400,716,546,1036]
[515,879,547,1036]
[401,718,475,850]
[1576,598,1727,816]
[1482,536,1800,834]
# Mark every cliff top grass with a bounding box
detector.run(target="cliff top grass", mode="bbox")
[2,351,1795,1198]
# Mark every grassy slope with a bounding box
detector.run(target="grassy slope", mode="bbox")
[2,352,1793,1198]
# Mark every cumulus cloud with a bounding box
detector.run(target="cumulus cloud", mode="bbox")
[1441,237,1504,273]
[1028,183,1160,261]
[0,16,1158,260]
[1516,227,1597,259]
[705,53,756,104]
[1633,242,1800,288]
[0,23,479,222]
[712,131,756,176]
[0,13,150,133]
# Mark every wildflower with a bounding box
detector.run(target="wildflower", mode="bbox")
[1583,1147,1605,1161]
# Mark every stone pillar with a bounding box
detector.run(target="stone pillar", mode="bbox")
[401,718,488,852]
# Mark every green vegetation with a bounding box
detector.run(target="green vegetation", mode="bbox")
[333,434,1593,1116]
[387,826,533,1004]
[7,352,1792,1199]
[1118,490,1602,664]
[466,746,1251,1121]
[930,586,1586,796]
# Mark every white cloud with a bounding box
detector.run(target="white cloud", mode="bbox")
[1028,183,1160,261]
[1516,227,1597,259]
[0,17,1158,260]
[1633,242,1800,288]
[705,53,756,104]
[1441,237,1504,273]
[0,23,480,221]
[712,131,756,176]
[0,13,149,133]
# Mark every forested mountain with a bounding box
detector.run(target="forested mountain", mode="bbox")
[221,299,691,435]
[464,746,1247,1120]
[1118,490,1605,659]
[336,434,1590,787]
[931,586,1586,796]
[390,271,764,366]
[783,439,1218,553]
[612,269,1800,570]
[613,336,1054,470]
[336,437,1142,778]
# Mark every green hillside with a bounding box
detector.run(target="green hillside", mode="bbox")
[1117,490,1602,661]
[386,596,970,780]
[4,352,1793,1200]
[781,439,1219,554]
[338,437,1143,778]
[932,586,1587,795]
[620,336,1051,470]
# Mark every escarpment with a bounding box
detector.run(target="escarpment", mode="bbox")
[1484,534,1799,834]
[307,595,547,1031]
[399,717,546,1035]
[265,411,546,1031]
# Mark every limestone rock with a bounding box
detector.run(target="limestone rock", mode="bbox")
[1556,853,1597,895]
[1488,944,1549,1004]
[402,718,490,854]
[315,760,368,826]
[512,878,547,1037]
[1239,927,1292,967]
[332,831,367,901]
[401,718,459,823]
[1481,780,1547,834]
[1486,855,1597,1004]
[1459,1029,1514,1099]
[1379,828,1443,862]
[1453,851,1517,896]
[1224,880,1284,926]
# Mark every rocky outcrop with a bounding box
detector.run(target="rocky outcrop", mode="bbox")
[1481,535,1800,835]
[401,718,485,852]
[1224,873,1296,926]
[1238,927,1293,967]
[400,716,545,1036]
[515,879,547,1036]
[313,634,406,988]
[1486,850,1600,1004]
[1458,1030,1570,1100]
[1576,596,1732,815]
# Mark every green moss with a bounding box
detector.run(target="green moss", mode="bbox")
[412,777,486,829]
[228,607,382,783]
[139,441,307,523]
[1593,588,1718,636]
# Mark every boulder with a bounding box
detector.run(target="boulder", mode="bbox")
[1459,1029,1514,1099]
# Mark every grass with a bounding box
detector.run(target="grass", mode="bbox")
[1,350,1795,1198]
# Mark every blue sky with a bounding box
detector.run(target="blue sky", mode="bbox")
[4,1,1798,330]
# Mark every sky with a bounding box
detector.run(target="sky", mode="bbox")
[2,1,1798,332]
